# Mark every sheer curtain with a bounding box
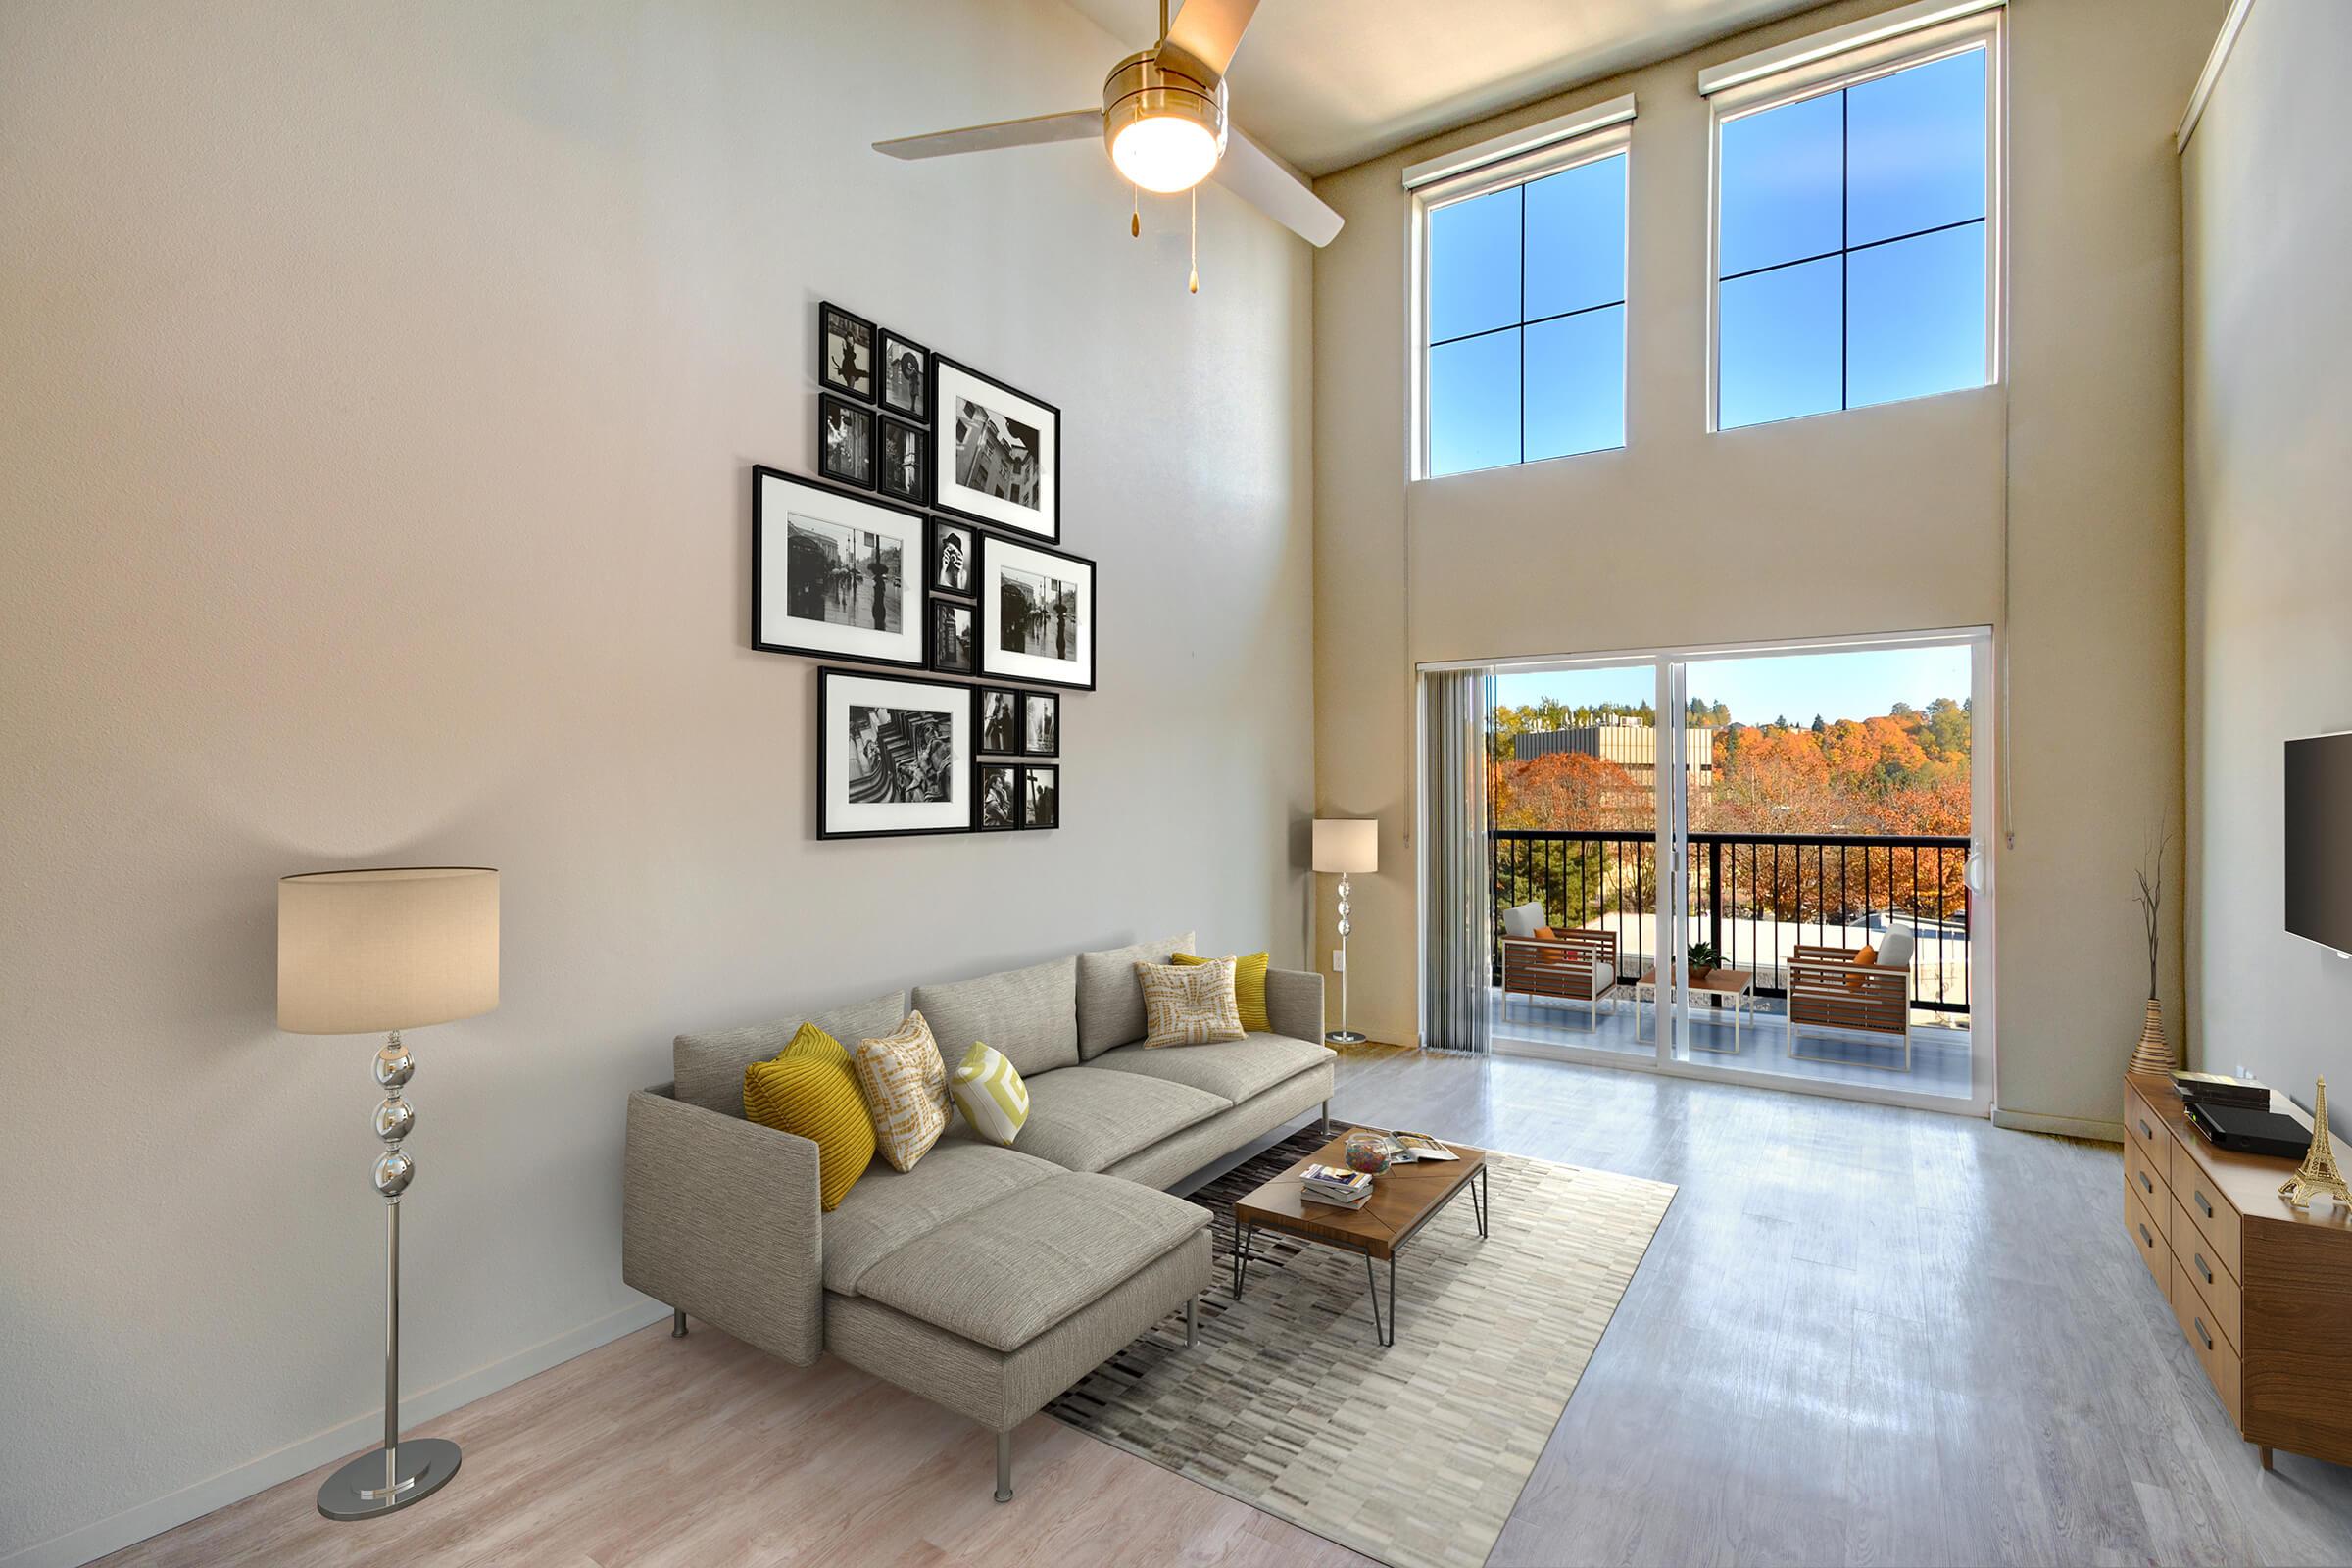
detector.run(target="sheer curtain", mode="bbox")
[1420,667,1494,1054]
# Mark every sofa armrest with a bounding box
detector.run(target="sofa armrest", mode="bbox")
[622,1084,823,1366]
[1264,966,1326,1044]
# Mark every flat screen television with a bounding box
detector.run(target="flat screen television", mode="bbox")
[2285,731,2352,955]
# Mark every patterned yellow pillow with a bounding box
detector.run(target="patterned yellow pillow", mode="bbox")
[1173,951,1270,1032]
[853,1011,950,1172]
[743,1022,873,1211]
[948,1040,1030,1147]
[1135,957,1246,1048]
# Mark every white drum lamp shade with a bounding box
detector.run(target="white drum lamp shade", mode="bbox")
[278,867,500,1034]
[1312,819,1378,876]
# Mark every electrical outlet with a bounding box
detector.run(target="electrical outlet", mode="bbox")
[1332,949,1346,972]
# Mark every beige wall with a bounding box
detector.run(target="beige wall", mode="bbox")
[1310,0,2219,1132]
[2183,0,2352,1137]
[0,3,1314,1561]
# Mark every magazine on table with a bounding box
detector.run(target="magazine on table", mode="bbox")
[1385,1131,1459,1162]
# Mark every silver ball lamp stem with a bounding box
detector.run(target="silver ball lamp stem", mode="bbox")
[317,1030,462,1520]
[1327,874,1366,1045]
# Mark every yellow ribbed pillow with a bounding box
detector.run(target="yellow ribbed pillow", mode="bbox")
[1174,951,1269,1033]
[743,1022,874,1211]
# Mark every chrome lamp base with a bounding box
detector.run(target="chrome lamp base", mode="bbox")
[318,1437,462,1520]
[1325,1029,1367,1045]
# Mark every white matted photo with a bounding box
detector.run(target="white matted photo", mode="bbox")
[753,466,925,668]
[978,534,1095,691]
[931,356,1058,542]
[817,667,971,839]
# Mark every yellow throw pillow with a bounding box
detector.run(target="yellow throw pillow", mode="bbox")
[948,1040,1030,1147]
[1136,957,1247,1048]
[1174,951,1270,1032]
[854,1011,950,1172]
[743,1023,874,1211]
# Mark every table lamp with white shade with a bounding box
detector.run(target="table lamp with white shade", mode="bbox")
[1312,819,1378,1045]
[278,866,499,1521]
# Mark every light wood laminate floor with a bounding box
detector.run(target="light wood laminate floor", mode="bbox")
[101,1051,2352,1567]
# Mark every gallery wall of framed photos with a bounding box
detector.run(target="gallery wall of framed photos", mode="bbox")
[775,300,1095,839]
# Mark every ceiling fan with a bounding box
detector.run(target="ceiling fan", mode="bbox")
[873,0,1344,287]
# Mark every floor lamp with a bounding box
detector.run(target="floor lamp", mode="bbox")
[1313,819,1378,1045]
[278,866,500,1520]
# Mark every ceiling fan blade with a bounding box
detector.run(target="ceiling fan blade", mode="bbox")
[1161,0,1260,78]
[1213,128,1343,247]
[873,109,1100,161]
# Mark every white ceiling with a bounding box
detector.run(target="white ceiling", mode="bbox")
[1064,0,1835,175]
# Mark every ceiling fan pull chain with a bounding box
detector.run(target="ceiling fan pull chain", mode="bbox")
[1189,187,1200,295]
[1132,183,1141,238]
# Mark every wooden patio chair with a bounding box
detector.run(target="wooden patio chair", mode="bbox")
[1786,936,1914,1070]
[1498,902,1621,1032]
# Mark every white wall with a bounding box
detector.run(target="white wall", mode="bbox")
[0,3,1315,1561]
[2183,0,2352,1135]
[1309,0,2221,1136]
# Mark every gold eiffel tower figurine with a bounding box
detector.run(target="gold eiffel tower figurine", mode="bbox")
[2279,1077,2351,1210]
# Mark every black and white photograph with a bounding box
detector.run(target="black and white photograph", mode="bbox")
[929,518,973,596]
[930,356,1059,542]
[1021,764,1059,831]
[1021,690,1059,757]
[977,762,1019,831]
[977,687,1020,754]
[819,394,874,488]
[753,467,925,668]
[817,667,971,839]
[977,534,1096,690]
[878,414,927,505]
[818,301,874,400]
[879,328,927,419]
[927,598,973,675]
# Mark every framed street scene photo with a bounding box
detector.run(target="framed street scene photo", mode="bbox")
[817,667,971,840]
[1020,764,1059,831]
[977,761,1019,832]
[877,414,927,506]
[932,356,1058,542]
[818,394,874,489]
[1021,690,1058,757]
[976,686,1020,754]
[818,301,875,400]
[753,467,924,668]
[879,328,928,420]
[978,534,1095,690]
[929,518,974,597]
[927,597,974,675]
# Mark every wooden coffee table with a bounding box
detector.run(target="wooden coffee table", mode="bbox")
[1231,1129,1489,1347]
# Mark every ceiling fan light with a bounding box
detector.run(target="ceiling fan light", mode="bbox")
[1102,49,1227,195]
[1111,115,1221,193]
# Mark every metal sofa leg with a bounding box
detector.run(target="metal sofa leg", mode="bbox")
[671,1307,687,1338]
[1321,1099,1332,1136]
[1186,1295,1199,1348]
[995,1429,1013,1503]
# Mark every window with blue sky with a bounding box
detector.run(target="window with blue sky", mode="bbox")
[1425,148,1626,477]
[1716,46,1991,430]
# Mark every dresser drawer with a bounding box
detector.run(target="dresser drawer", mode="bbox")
[2169,1136,2244,1284]
[2125,1082,2172,1180]
[2170,1255,2242,1427]
[2125,1179,2172,1294]
[2170,1200,2242,1350]
[2124,1133,2170,1212]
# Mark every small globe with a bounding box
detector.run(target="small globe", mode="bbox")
[1343,1131,1393,1175]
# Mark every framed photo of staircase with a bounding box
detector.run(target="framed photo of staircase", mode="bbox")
[816,667,973,840]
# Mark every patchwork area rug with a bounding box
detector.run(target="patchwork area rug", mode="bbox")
[1045,1128,1676,1568]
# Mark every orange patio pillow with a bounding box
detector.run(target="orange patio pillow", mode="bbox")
[1847,944,1877,992]
[1534,925,1558,940]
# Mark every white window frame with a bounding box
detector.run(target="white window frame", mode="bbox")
[1701,4,2006,433]
[1408,97,1636,481]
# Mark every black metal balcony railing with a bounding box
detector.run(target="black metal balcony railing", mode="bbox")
[1491,828,1972,1014]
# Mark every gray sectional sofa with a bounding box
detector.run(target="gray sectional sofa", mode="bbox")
[621,933,1335,1499]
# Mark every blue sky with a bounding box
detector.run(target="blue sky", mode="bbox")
[1497,644,1973,728]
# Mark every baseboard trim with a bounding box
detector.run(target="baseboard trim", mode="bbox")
[2,1298,670,1568]
[1991,1105,2125,1143]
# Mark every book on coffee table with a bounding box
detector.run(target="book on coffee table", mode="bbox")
[1387,1131,1459,1162]
[1299,1163,1374,1208]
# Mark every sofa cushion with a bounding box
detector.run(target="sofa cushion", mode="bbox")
[1087,1033,1336,1104]
[1075,932,1196,1058]
[1175,950,1270,1032]
[912,956,1078,1080]
[853,1012,950,1173]
[820,1142,1061,1297]
[948,1064,1226,1173]
[672,988,906,1115]
[853,1172,1209,1351]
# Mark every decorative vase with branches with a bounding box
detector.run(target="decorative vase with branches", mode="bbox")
[2129,823,2173,1075]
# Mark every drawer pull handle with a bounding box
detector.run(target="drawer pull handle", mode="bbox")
[2194,1190,2213,1219]
[2195,1316,2213,1351]
[2138,1117,2153,1139]
[2138,1222,2153,1248]
[2137,1170,2153,1194]
[2195,1251,2213,1285]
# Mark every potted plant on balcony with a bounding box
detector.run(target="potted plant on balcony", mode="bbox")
[1687,940,1721,981]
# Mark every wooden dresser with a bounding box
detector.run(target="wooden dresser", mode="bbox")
[2124,1072,2352,1469]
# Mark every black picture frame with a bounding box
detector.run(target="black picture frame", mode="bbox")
[929,516,975,597]
[751,466,926,669]
[926,596,975,675]
[818,394,875,490]
[975,686,1022,755]
[931,355,1060,544]
[879,328,929,420]
[1020,690,1059,758]
[818,301,876,400]
[816,666,972,840]
[976,760,1020,832]
[1019,763,1059,831]
[976,533,1097,692]
[877,413,928,506]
